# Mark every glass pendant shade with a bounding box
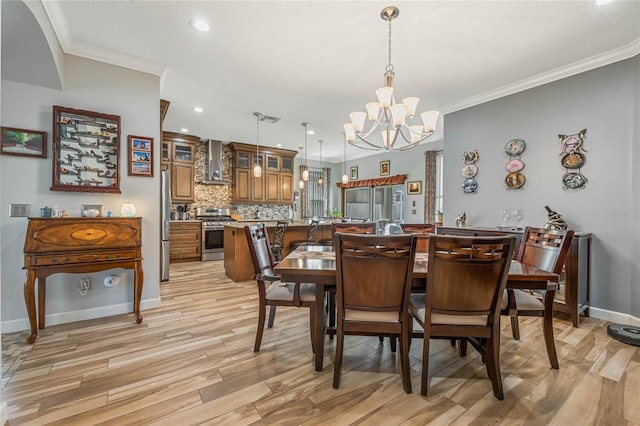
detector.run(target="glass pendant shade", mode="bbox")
[421,111,440,133]
[302,168,309,181]
[376,86,394,107]
[366,102,380,121]
[390,104,407,127]
[350,112,367,133]
[343,123,356,142]
[298,179,305,189]
[402,97,419,116]
[317,177,323,186]
[253,164,262,178]
[341,173,349,184]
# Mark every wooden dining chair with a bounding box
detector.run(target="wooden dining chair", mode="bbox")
[502,226,574,369]
[270,220,289,261]
[333,233,417,393]
[400,223,434,252]
[244,224,316,353]
[409,234,516,399]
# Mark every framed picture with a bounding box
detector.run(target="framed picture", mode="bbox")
[1,127,47,158]
[350,166,358,180]
[52,105,121,193]
[128,135,154,177]
[380,160,390,176]
[407,181,422,195]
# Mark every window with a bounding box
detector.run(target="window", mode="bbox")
[301,167,330,218]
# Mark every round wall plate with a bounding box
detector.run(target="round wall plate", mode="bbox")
[462,164,478,178]
[561,152,586,169]
[505,139,526,156]
[463,150,479,165]
[505,172,525,190]
[462,178,477,193]
[505,159,524,172]
[562,172,587,190]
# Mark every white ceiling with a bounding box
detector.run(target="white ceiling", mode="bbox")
[14,1,640,161]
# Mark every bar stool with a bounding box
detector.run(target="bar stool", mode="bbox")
[270,220,289,261]
[289,220,320,251]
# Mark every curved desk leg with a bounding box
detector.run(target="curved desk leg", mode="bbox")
[543,287,559,369]
[133,260,144,324]
[23,270,37,344]
[38,277,46,329]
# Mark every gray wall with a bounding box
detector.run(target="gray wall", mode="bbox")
[1,55,161,331]
[443,56,639,319]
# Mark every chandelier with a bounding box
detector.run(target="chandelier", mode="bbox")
[344,6,440,151]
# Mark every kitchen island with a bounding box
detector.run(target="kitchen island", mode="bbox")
[223,220,333,281]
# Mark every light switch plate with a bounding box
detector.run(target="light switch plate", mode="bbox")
[10,203,30,217]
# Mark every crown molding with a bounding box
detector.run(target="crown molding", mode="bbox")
[443,37,640,115]
[41,0,166,76]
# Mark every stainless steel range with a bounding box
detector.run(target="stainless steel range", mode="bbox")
[196,207,237,261]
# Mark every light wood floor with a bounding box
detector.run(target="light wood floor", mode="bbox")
[2,260,640,425]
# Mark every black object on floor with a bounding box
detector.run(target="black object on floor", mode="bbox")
[607,324,640,347]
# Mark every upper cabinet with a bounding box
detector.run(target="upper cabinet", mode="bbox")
[162,132,199,203]
[228,142,297,204]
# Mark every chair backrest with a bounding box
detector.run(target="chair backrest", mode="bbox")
[401,223,434,251]
[244,224,276,278]
[271,220,289,247]
[306,220,320,244]
[436,226,508,237]
[517,227,574,274]
[332,222,376,240]
[334,233,417,320]
[426,235,515,319]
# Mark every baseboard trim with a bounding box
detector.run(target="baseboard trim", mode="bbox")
[0,298,162,334]
[588,307,640,326]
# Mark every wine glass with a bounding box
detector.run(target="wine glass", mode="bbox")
[515,208,524,228]
[499,208,508,227]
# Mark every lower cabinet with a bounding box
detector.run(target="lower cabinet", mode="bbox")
[170,221,201,263]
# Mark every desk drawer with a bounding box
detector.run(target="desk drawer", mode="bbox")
[30,250,138,267]
[170,244,201,260]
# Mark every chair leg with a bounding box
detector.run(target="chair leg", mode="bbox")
[400,325,412,394]
[485,336,504,400]
[390,335,397,353]
[420,334,431,396]
[309,306,316,354]
[254,301,267,352]
[378,336,384,344]
[267,305,277,328]
[543,291,560,369]
[510,315,521,340]
[450,339,457,347]
[328,291,336,340]
[333,322,345,389]
[459,338,468,357]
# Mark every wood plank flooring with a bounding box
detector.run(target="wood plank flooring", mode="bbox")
[2,260,640,425]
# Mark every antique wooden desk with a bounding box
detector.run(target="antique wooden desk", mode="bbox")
[274,245,559,372]
[22,217,144,343]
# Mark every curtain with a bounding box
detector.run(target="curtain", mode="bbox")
[424,151,437,223]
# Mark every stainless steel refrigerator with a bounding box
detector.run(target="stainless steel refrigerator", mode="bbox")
[344,184,405,230]
[161,170,171,281]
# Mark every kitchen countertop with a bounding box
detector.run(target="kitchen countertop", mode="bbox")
[169,219,201,223]
[225,220,335,229]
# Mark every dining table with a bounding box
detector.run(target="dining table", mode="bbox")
[273,245,560,372]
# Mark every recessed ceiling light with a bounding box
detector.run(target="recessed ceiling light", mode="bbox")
[180,128,189,133]
[307,130,315,135]
[193,106,203,113]
[596,0,613,4]
[189,18,210,32]
[276,144,282,147]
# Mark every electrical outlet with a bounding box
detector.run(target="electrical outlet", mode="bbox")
[78,277,91,295]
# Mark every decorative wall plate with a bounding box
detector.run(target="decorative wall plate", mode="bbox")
[463,150,479,164]
[562,172,587,190]
[505,159,525,172]
[561,152,586,169]
[505,172,526,190]
[505,139,526,156]
[462,164,478,178]
[462,178,477,193]
[559,129,586,154]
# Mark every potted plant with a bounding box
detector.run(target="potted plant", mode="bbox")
[435,209,443,225]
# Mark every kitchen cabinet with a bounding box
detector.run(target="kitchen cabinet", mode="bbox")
[229,142,297,204]
[169,221,201,263]
[161,132,198,203]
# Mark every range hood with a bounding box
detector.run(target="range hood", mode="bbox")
[200,139,231,185]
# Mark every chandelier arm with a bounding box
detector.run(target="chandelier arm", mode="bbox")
[355,113,384,141]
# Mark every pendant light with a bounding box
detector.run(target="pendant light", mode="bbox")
[341,134,349,185]
[253,112,263,178]
[298,146,305,189]
[302,122,310,182]
[317,140,324,186]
